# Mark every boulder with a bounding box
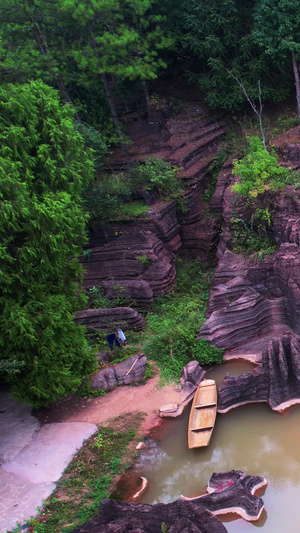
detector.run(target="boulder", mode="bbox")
[91,367,117,391]
[160,361,206,418]
[180,360,205,388]
[115,355,147,385]
[91,355,146,391]
[70,498,228,533]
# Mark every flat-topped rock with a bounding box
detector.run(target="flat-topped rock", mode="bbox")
[74,307,146,330]
[159,403,178,415]
[91,355,147,391]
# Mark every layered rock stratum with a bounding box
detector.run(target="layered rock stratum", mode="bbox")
[199,128,300,412]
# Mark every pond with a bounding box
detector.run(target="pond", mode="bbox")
[136,361,300,532]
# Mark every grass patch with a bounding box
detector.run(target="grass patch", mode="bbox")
[111,200,149,221]
[143,259,224,384]
[19,413,145,533]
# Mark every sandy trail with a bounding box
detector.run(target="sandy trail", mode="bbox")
[39,373,183,434]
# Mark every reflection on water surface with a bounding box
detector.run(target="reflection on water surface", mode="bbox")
[138,361,300,532]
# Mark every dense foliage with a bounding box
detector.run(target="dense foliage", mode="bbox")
[0,81,96,407]
[1,0,300,142]
[253,0,300,118]
[232,136,292,197]
[231,136,299,256]
[2,0,300,407]
[83,157,183,227]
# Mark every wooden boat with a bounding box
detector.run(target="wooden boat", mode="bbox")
[188,379,217,449]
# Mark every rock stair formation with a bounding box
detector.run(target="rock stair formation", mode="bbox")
[199,134,300,412]
[81,230,176,306]
[108,103,228,185]
[74,307,146,330]
[218,333,300,413]
[82,103,228,307]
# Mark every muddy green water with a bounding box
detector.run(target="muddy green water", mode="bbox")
[137,361,300,532]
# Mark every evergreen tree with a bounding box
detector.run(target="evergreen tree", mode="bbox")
[0,80,96,407]
[253,0,300,118]
[60,0,173,162]
[182,0,288,110]
[0,0,74,105]
[0,0,113,138]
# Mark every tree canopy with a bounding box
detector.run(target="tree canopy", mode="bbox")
[0,80,96,407]
[181,0,290,110]
[253,0,300,117]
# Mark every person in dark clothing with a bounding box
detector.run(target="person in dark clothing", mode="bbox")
[106,333,121,351]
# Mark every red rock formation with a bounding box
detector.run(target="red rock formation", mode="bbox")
[74,307,146,330]
[70,498,228,533]
[273,126,300,169]
[85,103,228,304]
[200,140,300,411]
[200,287,286,350]
[81,230,176,305]
[182,470,267,522]
[218,333,300,412]
[160,361,206,417]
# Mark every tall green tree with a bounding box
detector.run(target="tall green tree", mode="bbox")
[253,0,300,118]
[60,0,173,163]
[0,80,96,407]
[182,0,288,110]
[0,0,75,107]
[0,0,111,154]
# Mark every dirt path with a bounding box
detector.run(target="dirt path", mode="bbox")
[37,373,183,434]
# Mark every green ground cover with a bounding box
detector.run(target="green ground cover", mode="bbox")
[13,413,144,533]
[86,258,224,387]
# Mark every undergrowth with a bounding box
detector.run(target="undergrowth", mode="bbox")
[230,136,300,257]
[143,259,224,384]
[83,157,185,228]
[85,259,224,386]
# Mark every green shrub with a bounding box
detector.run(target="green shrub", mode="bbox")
[230,216,278,257]
[131,156,183,202]
[75,122,108,169]
[273,115,300,135]
[135,254,149,265]
[231,136,300,256]
[78,382,106,398]
[84,157,185,227]
[87,285,129,308]
[232,136,293,198]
